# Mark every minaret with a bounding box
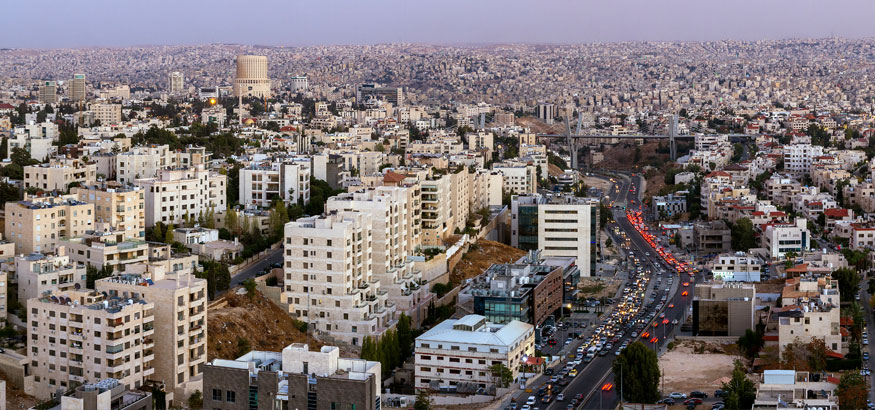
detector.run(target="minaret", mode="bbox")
[239,94,243,126]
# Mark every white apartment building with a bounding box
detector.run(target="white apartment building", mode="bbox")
[783,144,824,176]
[492,162,536,195]
[23,159,98,192]
[239,159,311,208]
[420,174,453,246]
[762,219,810,259]
[778,277,841,353]
[16,249,86,307]
[27,290,155,400]
[326,187,432,325]
[116,145,173,185]
[414,315,534,390]
[5,195,94,255]
[135,165,227,227]
[97,269,207,399]
[709,252,763,282]
[282,211,396,346]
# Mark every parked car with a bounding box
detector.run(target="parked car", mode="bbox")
[714,389,727,398]
[670,392,688,399]
[683,398,703,406]
[657,398,676,405]
[690,391,708,399]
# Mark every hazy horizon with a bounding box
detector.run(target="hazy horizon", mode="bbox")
[6,0,875,49]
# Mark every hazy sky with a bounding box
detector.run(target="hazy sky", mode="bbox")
[7,0,875,48]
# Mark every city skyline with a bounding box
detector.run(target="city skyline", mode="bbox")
[6,0,875,48]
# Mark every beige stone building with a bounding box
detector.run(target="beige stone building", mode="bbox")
[135,165,227,227]
[23,158,97,192]
[282,211,396,346]
[62,231,150,272]
[73,183,145,241]
[90,103,122,126]
[116,144,173,185]
[233,55,271,98]
[16,248,86,307]
[26,290,155,400]
[5,195,94,255]
[97,267,207,399]
[777,276,842,354]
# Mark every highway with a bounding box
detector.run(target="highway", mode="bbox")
[507,171,700,410]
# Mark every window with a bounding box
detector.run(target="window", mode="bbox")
[212,389,222,401]
[226,391,235,403]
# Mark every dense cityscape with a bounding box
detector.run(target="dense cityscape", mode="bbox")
[2,33,875,410]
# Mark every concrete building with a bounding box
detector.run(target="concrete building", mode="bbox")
[72,183,145,241]
[5,195,94,255]
[420,174,452,246]
[783,144,824,176]
[61,231,150,272]
[90,103,122,126]
[56,378,153,410]
[233,55,271,98]
[776,276,841,353]
[326,187,432,326]
[762,219,810,259]
[493,162,537,195]
[169,72,184,94]
[239,158,311,208]
[357,83,403,106]
[536,103,555,125]
[39,81,58,104]
[282,211,396,346]
[692,283,756,337]
[16,249,86,308]
[692,220,732,255]
[709,252,763,282]
[135,165,227,227]
[116,145,172,185]
[414,315,534,390]
[511,194,599,277]
[752,370,838,410]
[204,344,380,410]
[23,158,97,192]
[652,193,687,218]
[96,269,207,399]
[70,74,86,102]
[289,75,308,92]
[8,130,55,161]
[27,290,155,400]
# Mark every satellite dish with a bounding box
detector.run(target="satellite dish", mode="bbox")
[74,283,81,290]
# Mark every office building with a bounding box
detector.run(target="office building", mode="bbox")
[27,290,155,400]
[169,72,184,94]
[233,55,271,98]
[414,315,534,390]
[39,81,58,104]
[762,219,810,259]
[96,269,207,399]
[652,193,687,218]
[70,74,86,102]
[511,194,599,277]
[536,103,555,125]
[289,75,308,92]
[357,83,403,106]
[282,211,396,346]
[203,344,381,410]
[692,283,756,337]
[5,195,94,255]
[135,164,227,227]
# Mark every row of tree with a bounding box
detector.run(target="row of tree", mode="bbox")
[360,314,415,379]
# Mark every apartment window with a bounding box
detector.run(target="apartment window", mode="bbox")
[331,403,339,410]
[212,389,222,401]
[226,391,235,403]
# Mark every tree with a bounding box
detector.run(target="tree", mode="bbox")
[414,389,432,410]
[187,390,203,410]
[236,337,251,357]
[86,264,114,289]
[836,371,868,410]
[226,210,239,235]
[397,313,414,360]
[488,363,513,388]
[242,278,257,297]
[612,341,660,403]
[832,267,862,303]
[806,338,828,372]
[737,328,764,359]
[164,224,175,243]
[721,360,756,410]
[730,218,756,252]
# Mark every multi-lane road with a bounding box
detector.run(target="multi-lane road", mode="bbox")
[505,172,700,410]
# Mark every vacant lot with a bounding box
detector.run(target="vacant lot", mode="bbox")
[659,340,742,394]
[450,240,526,284]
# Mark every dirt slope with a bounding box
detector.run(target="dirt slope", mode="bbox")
[450,240,526,284]
[208,289,320,360]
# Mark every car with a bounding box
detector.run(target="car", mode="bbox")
[672,319,679,325]
[864,352,870,360]
[657,398,676,405]
[670,392,688,399]
[544,368,554,375]
[865,338,870,346]
[527,396,537,405]
[711,402,725,410]
[521,406,531,410]
[566,406,574,410]
[550,376,560,383]
[556,393,565,401]
[541,395,552,404]
[686,404,697,410]
[569,369,578,377]
[714,389,727,398]
[683,398,703,405]
[690,391,708,399]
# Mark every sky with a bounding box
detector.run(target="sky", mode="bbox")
[6,0,875,48]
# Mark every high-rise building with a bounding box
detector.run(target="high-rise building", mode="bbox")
[90,102,122,125]
[282,211,396,346]
[537,103,555,125]
[134,164,227,227]
[356,83,403,106]
[233,55,271,98]
[5,195,95,255]
[70,74,86,102]
[239,158,311,208]
[169,72,184,94]
[72,183,145,241]
[39,81,58,104]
